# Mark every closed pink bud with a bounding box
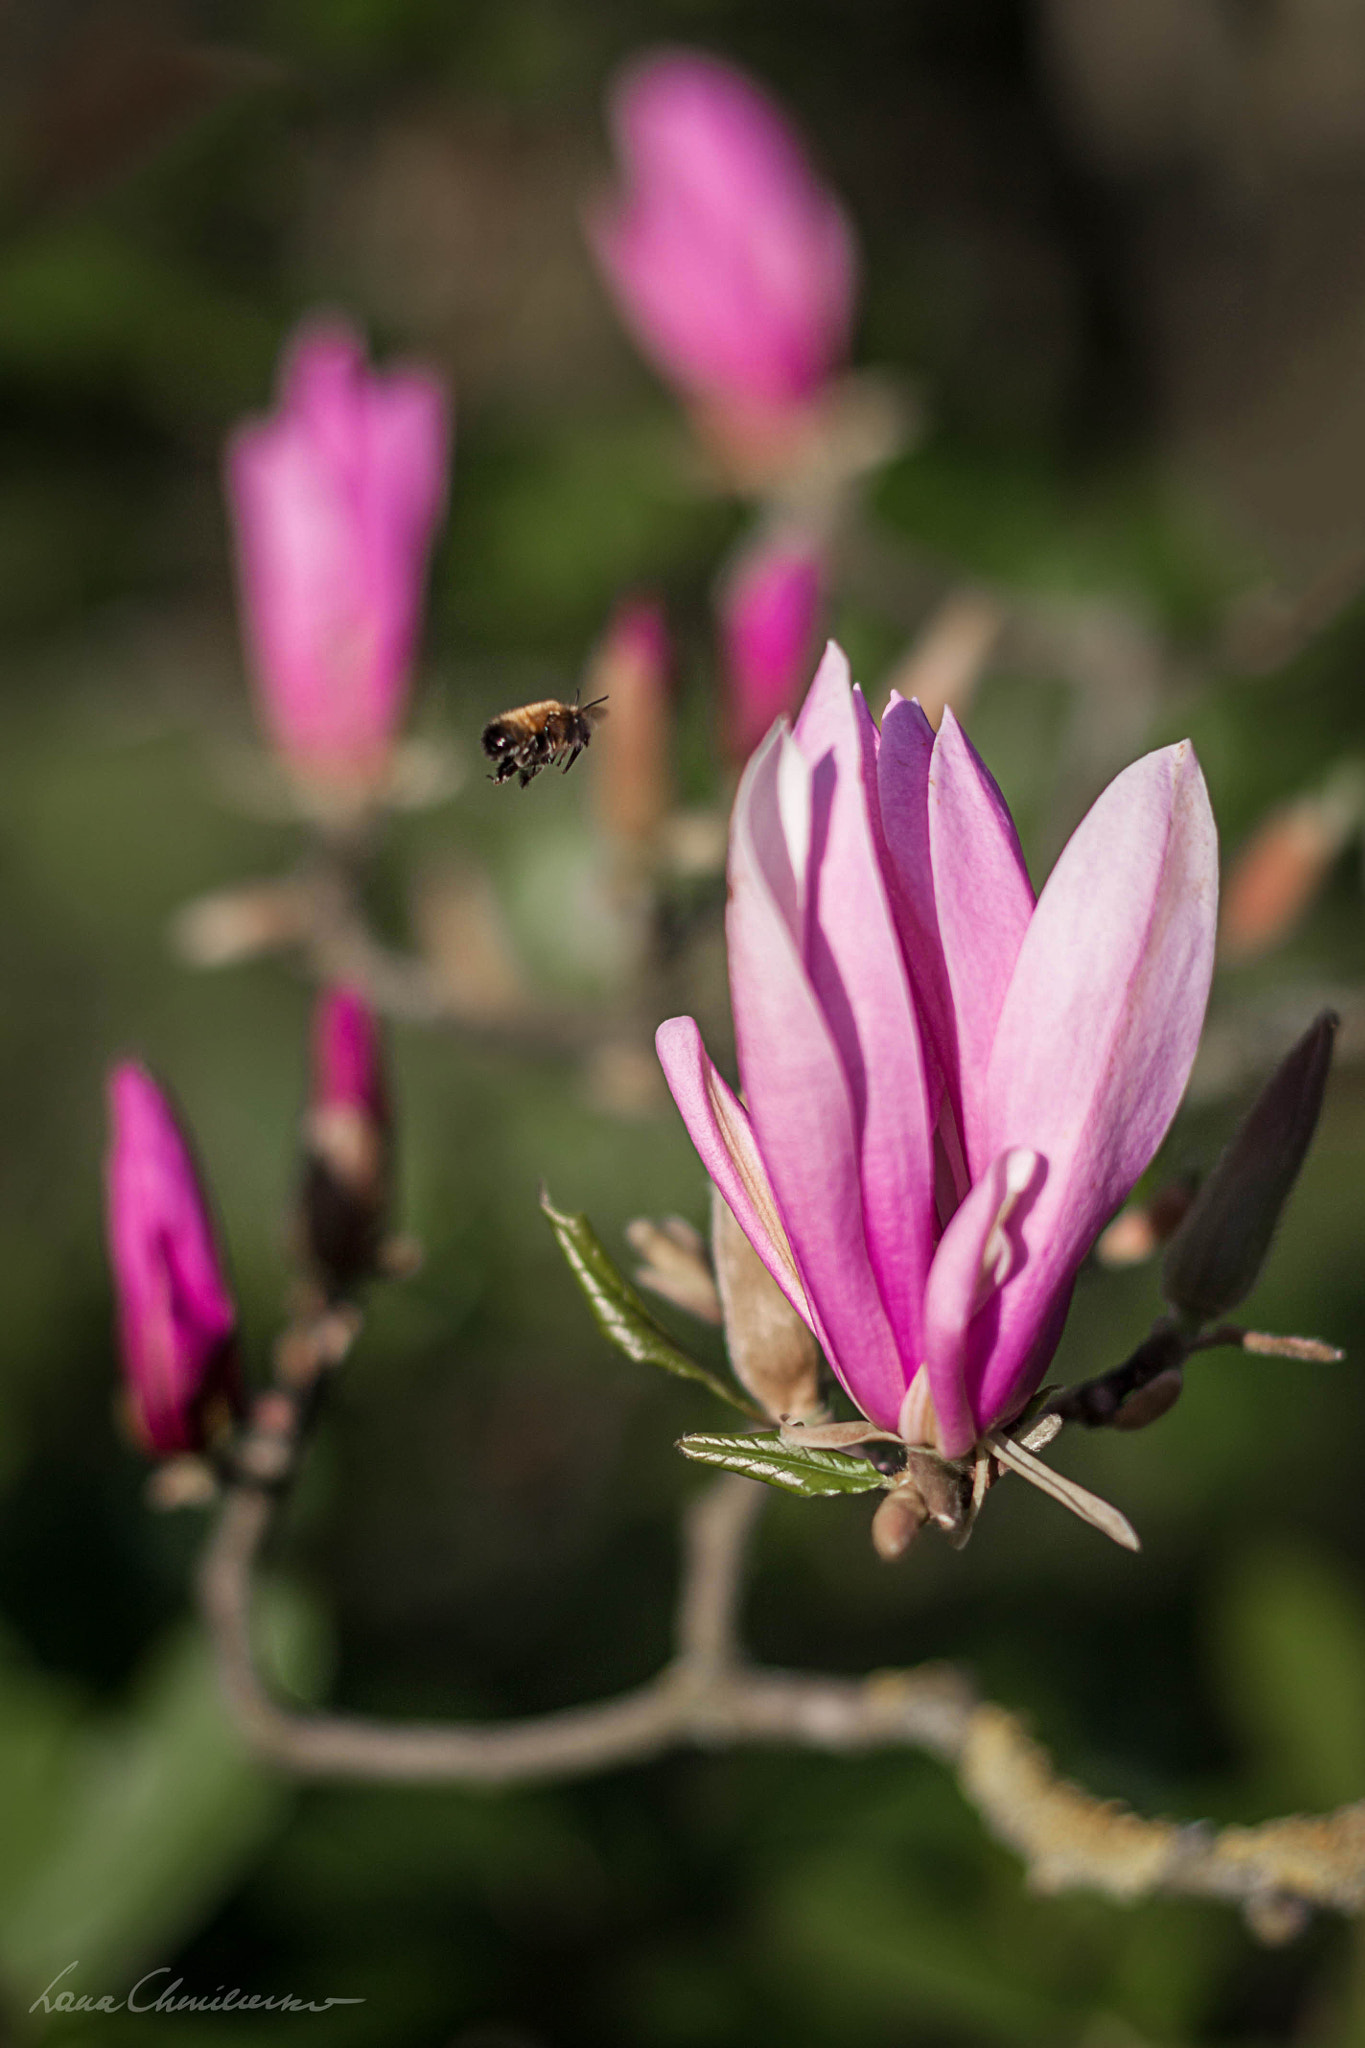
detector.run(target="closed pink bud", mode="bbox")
[588,49,857,422]
[105,1063,239,1457]
[226,318,451,782]
[590,595,672,849]
[303,986,391,1296]
[719,529,823,761]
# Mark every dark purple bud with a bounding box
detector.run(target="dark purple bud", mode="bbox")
[1162,1011,1337,1324]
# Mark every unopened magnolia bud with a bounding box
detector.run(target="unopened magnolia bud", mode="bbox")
[710,1186,822,1420]
[589,597,672,853]
[105,1063,241,1458]
[626,1215,722,1323]
[1163,1011,1337,1325]
[718,527,823,762]
[1110,1365,1184,1431]
[301,986,391,1298]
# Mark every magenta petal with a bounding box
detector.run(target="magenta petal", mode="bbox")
[876,694,955,1115]
[790,649,936,1372]
[921,1148,1044,1458]
[105,1063,238,1455]
[655,1014,815,1333]
[728,722,906,1429]
[927,709,1034,1174]
[974,740,1218,1430]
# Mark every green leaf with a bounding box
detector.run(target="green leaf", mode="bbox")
[677,1431,887,1498]
[541,1190,762,1418]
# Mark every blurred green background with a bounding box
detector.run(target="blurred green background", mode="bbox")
[4,2,1365,2043]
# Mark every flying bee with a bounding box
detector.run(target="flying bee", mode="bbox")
[481,694,608,788]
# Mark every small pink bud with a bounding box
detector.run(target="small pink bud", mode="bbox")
[104,1064,239,1458]
[302,986,391,1296]
[589,595,673,851]
[718,528,823,762]
[226,317,451,787]
[588,49,857,426]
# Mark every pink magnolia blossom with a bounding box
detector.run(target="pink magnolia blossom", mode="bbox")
[105,1063,239,1457]
[226,318,450,779]
[719,528,823,761]
[658,645,1218,1460]
[588,49,857,421]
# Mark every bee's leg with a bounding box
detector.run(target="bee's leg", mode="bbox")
[561,745,582,773]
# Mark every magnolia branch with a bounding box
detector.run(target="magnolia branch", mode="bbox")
[199,1442,1365,1943]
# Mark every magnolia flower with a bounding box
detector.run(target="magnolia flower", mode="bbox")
[657,645,1218,1462]
[718,526,823,762]
[301,985,391,1296]
[588,49,856,425]
[105,1063,239,1456]
[226,318,450,781]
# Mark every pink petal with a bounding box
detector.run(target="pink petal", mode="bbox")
[926,709,1034,1174]
[920,1146,1044,1458]
[973,740,1218,1429]
[728,721,906,1429]
[788,647,937,1372]
[876,693,955,1117]
[655,1014,813,1331]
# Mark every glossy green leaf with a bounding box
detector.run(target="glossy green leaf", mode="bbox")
[677,1431,887,1497]
[541,1190,762,1418]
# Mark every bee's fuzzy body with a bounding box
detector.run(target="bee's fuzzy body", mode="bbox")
[481,697,607,787]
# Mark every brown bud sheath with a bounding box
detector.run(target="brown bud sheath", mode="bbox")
[710,1185,822,1421]
[625,1215,722,1323]
[1162,1010,1337,1324]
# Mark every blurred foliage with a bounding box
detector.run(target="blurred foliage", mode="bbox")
[3,1,1365,2045]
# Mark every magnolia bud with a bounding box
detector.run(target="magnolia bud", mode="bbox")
[589,597,672,854]
[718,527,823,763]
[301,986,391,1298]
[1163,1011,1337,1325]
[226,318,450,793]
[105,1063,240,1458]
[710,1186,822,1421]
